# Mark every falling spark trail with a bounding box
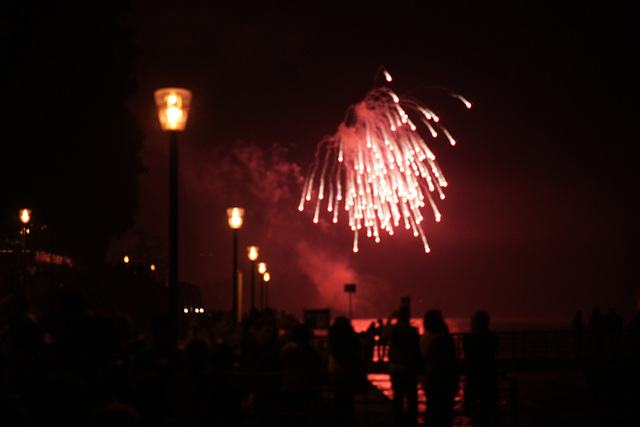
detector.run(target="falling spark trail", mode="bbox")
[299,70,470,252]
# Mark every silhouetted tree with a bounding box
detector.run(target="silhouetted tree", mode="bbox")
[0,0,144,267]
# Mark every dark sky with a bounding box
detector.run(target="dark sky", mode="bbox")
[114,1,639,323]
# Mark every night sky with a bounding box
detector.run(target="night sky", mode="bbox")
[112,1,638,323]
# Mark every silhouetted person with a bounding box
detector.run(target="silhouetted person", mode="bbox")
[1,307,50,423]
[48,289,91,372]
[605,307,624,360]
[279,322,324,425]
[132,314,183,426]
[166,338,242,426]
[329,316,364,426]
[463,310,499,427]
[586,306,618,423]
[572,310,584,356]
[420,309,459,427]
[627,309,640,391]
[383,304,420,427]
[91,401,140,427]
[166,339,213,425]
[239,311,283,415]
[209,339,244,425]
[587,307,607,360]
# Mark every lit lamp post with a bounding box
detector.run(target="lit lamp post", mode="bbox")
[154,87,192,341]
[258,261,267,310]
[227,207,244,325]
[263,271,271,309]
[247,246,259,311]
[19,209,31,289]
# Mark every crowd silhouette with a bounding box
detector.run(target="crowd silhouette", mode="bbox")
[1,290,639,426]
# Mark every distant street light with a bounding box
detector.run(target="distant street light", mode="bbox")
[258,262,267,310]
[247,246,259,311]
[227,207,245,324]
[19,209,31,289]
[258,262,267,274]
[154,87,192,344]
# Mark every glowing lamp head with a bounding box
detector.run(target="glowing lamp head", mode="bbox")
[154,87,192,131]
[247,246,259,261]
[19,209,31,224]
[258,262,267,275]
[263,272,270,282]
[227,207,245,229]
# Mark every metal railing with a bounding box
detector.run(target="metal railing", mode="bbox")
[228,368,519,426]
[226,330,591,425]
[447,330,580,360]
[230,370,394,426]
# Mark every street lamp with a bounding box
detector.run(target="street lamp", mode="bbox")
[258,261,267,310]
[19,209,31,288]
[227,207,244,324]
[247,246,259,311]
[154,88,192,131]
[154,87,192,343]
[20,209,31,225]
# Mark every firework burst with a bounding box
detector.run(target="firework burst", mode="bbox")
[299,69,471,253]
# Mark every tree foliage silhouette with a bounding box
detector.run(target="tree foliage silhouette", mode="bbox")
[0,1,144,266]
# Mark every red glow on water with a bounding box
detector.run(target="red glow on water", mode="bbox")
[350,317,570,334]
[350,317,466,335]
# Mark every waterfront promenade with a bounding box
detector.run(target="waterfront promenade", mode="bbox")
[234,328,638,426]
[2,298,638,426]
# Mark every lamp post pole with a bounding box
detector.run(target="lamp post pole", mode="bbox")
[258,262,267,310]
[250,257,255,310]
[233,228,238,321]
[168,130,179,335]
[263,271,270,309]
[247,246,259,311]
[227,208,244,325]
[154,87,192,345]
[19,209,31,290]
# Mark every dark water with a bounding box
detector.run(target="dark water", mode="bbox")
[352,317,570,334]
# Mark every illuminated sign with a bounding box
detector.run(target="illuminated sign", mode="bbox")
[34,251,73,268]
